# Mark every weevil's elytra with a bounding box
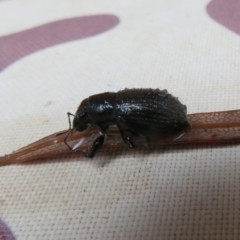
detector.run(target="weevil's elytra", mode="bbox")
[71,88,190,158]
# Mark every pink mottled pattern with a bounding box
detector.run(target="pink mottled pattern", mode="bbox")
[0,14,119,72]
[0,219,15,240]
[207,0,240,35]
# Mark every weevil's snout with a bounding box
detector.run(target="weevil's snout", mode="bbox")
[73,112,89,132]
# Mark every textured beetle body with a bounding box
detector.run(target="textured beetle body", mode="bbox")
[72,88,190,157]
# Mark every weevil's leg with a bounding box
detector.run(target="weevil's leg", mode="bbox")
[56,112,75,137]
[84,134,105,158]
[116,116,152,148]
[120,131,135,149]
[116,116,136,149]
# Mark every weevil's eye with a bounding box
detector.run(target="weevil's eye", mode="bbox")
[73,112,89,132]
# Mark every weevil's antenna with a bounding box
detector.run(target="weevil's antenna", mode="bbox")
[67,112,75,129]
[63,130,73,151]
[56,112,75,137]
[57,112,75,150]
[60,112,90,157]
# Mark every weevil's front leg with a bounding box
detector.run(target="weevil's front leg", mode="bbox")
[83,134,105,158]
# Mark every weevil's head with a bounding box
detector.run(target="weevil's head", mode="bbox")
[73,98,90,132]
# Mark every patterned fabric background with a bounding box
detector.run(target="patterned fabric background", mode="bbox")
[1,0,240,239]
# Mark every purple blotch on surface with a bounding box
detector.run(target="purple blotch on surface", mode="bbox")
[207,0,240,35]
[0,14,120,72]
[0,219,15,240]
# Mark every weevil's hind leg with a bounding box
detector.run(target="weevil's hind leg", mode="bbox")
[84,134,105,158]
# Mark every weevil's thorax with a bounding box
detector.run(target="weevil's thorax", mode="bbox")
[88,92,116,122]
[73,92,116,132]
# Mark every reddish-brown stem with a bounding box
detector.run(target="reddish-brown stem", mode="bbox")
[1,109,240,166]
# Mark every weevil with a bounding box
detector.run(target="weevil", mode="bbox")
[3,88,240,165]
[67,88,190,158]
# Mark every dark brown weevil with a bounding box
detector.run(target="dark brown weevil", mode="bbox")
[2,88,240,166]
[69,89,189,157]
